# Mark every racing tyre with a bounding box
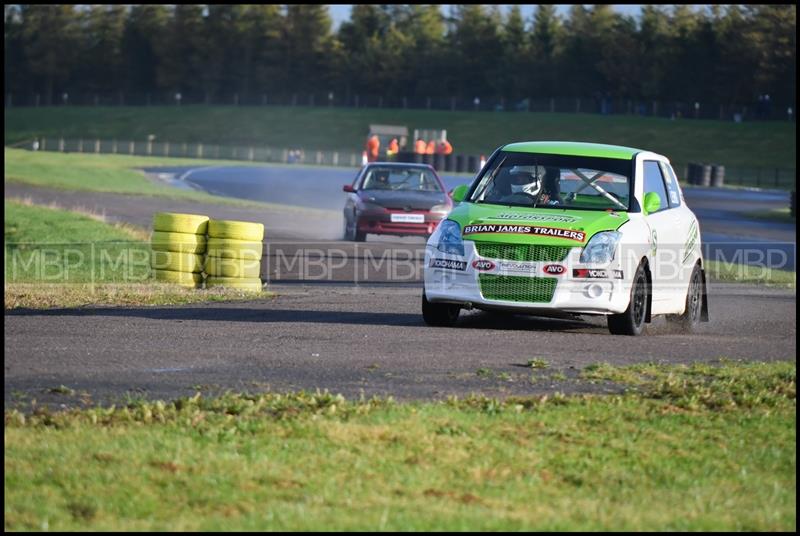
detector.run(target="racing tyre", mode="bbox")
[151,251,204,273]
[151,231,207,254]
[205,256,261,278]
[666,263,704,333]
[206,276,263,292]
[206,237,263,260]
[422,290,460,327]
[152,212,209,235]
[608,262,649,336]
[343,212,366,242]
[153,269,203,288]
[208,219,265,241]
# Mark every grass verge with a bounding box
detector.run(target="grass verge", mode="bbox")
[3,148,337,216]
[4,200,271,308]
[4,283,273,309]
[704,260,796,288]
[744,207,796,224]
[4,361,795,531]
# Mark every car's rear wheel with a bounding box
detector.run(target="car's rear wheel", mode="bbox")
[667,263,703,333]
[608,262,649,336]
[422,290,460,327]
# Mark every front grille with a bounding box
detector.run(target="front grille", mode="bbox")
[474,242,570,263]
[479,274,557,303]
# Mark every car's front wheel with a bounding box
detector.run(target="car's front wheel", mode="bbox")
[343,211,366,242]
[666,263,703,333]
[422,290,460,327]
[608,262,649,336]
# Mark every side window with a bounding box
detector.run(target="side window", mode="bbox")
[659,162,682,208]
[643,161,669,213]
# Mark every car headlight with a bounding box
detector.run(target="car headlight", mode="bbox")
[436,220,464,256]
[430,203,451,215]
[580,231,621,264]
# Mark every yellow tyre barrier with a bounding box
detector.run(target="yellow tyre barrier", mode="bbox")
[206,276,263,292]
[150,251,204,273]
[206,237,263,260]
[208,219,265,241]
[151,231,207,254]
[152,212,209,235]
[204,256,261,278]
[153,269,203,288]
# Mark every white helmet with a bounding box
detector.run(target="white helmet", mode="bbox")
[509,165,544,196]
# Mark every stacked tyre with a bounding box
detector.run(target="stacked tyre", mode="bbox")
[205,219,264,292]
[150,213,209,288]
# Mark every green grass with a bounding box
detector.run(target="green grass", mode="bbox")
[3,200,271,308]
[4,199,151,284]
[745,207,796,224]
[4,105,796,170]
[705,260,796,288]
[4,361,795,531]
[3,148,334,215]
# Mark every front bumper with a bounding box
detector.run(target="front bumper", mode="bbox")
[423,241,633,316]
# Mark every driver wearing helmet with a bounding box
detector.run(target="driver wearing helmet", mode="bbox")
[505,165,562,206]
[539,166,562,205]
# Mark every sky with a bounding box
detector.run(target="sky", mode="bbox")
[326,5,659,29]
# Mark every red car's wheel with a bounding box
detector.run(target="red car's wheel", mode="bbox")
[343,211,366,242]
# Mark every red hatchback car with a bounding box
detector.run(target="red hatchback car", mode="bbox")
[342,162,453,241]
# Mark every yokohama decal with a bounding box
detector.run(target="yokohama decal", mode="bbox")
[462,224,586,242]
[430,258,467,271]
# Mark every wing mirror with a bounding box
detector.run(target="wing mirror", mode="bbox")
[450,184,469,203]
[643,192,662,215]
[343,184,356,193]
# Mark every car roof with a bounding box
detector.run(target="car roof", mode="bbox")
[366,162,433,168]
[502,141,645,160]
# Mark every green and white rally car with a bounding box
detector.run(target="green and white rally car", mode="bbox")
[423,141,709,335]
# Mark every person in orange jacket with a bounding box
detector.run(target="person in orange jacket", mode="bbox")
[436,139,453,155]
[414,138,427,154]
[425,139,436,155]
[387,137,399,157]
[366,134,380,162]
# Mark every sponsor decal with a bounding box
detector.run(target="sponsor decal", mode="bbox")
[472,259,496,271]
[486,213,580,223]
[683,220,698,264]
[462,224,586,242]
[573,268,624,279]
[650,229,658,256]
[543,264,566,275]
[430,258,467,271]
[497,261,537,274]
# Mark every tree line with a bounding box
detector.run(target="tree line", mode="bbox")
[4,4,796,116]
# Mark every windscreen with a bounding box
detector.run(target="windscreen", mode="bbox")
[361,166,443,192]
[468,151,633,211]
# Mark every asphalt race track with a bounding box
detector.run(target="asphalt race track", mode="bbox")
[4,163,796,407]
[5,282,796,408]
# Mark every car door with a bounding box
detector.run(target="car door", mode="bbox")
[641,160,688,313]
